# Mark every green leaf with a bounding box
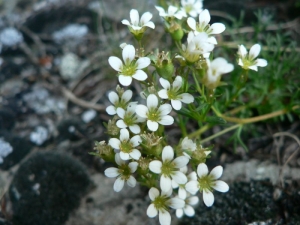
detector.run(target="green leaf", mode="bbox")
[205,116,227,125]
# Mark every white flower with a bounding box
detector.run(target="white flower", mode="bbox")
[149,146,189,192]
[181,137,196,151]
[135,94,174,132]
[108,45,150,86]
[185,163,229,207]
[178,31,214,63]
[155,5,187,20]
[187,9,225,44]
[0,138,13,164]
[104,153,138,192]
[122,9,155,31]
[158,76,194,110]
[238,44,268,71]
[175,194,199,218]
[172,167,197,199]
[204,57,234,89]
[116,103,145,134]
[106,89,132,115]
[181,0,203,17]
[108,128,142,160]
[147,187,185,225]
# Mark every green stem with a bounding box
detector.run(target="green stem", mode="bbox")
[200,124,241,144]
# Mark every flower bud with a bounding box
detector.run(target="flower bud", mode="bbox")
[93,141,115,162]
[149,50,174,80]
[169,22,184,41]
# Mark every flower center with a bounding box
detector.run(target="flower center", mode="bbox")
[161,161,174,176]
[153,195,169,211]
[123,111,137,126]
[167,89,178,100]
[122,64,137,76]
[118,164,132,180]
[147,108,161,121]
[198,175,214,192]
[120,141,133,153]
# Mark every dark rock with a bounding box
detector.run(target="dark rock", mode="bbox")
[9,152,91,225]
[179,180,279,225]
[0,132,32,171]
[57,118,86,141]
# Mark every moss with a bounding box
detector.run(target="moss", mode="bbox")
[9,152,91,225]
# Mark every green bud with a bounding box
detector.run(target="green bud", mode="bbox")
[169,22,184,41]
[149,50,174,80]
[93,141,115,162]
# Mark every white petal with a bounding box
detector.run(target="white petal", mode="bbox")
[140,12,152,24]
[130,9,139,25]
[116,120,127,129]
[106,105,116,115]
[147,120,159,131]
[248,65,258,71]
[115,153,123,166]
[158,104,172,115]
[129,161,138,173]
[199,9,210,26]
[184,205,195,217]
[197,163,209,177]
[144,21,155,29]
[114,177,125,192]
[149,160,162,173]
[210,165,223,179]
[130,135,141,147]
[122,45,135,64]
[173,156,189,168]
[122,90,133,102]
[104,168,119,178]
[136,57,150,69]
[135,105,148,118]
[158,89,168,99]
[213,180,229,192]
[130,149,141,160]
[249,44,261,60]
[171,99,182,110]
[109,138,121,149]
[118,75,132,86]
[171,171,187,184]
[178,187,187,199]
[209,23,225,34]
[188,171,197,181]
[149,187,160,200]
[159,77,171,90]
[159,210,171,225]
[207,36,218,45]
[203,190,214,207]
[168,197,185,209]
[126,176,136,187]
[116,108,125,118]
[120,151,130,160]
[188,196,199,205]
[179,93,194,104]
[155,6,166,16]
[147,94,158,108]
[120,128,129,141]
[147,204,158,218]
[121,19,131,26]
[176,209,184,218]
[160,175,172,192]
[162,146,174,162]
[158,115,174,125]
[172,76,182,90]
[129,124,140,134]
[187,17,196,30]
[185,180,199,194]
[108,56,123,72]
[255,58,267,67]
[132,70,148,81]
[238,45,247,58]
[108,91,119,104]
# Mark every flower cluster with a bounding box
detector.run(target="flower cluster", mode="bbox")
[94,1,268,225]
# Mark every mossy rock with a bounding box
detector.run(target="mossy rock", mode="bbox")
[9,152,91,225]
